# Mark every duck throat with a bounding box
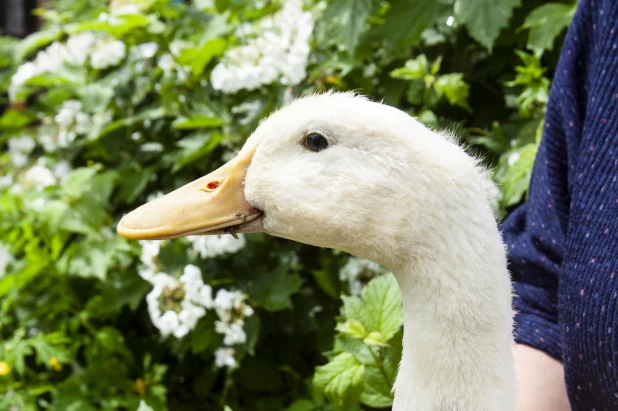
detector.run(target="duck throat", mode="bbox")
[389,214,515,411]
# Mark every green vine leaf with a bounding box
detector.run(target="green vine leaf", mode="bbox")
[314,352,365,409]
[455,0,522,51]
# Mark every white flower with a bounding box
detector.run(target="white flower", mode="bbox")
[169,40,191,57]
[112,4,141,15]
[0,175,12,189]
[157,310,180,336]
[141,142,164,152]
[214,348,237,368]
[55,100,82,126]
[27,197,46,211]
[138,240,161,282]
[65,32,98,65]
[8,135,35,153]
[145,266,215,338]
[194,0,214,9]
[53,161,72,184]
[157,53,175,72]
[214,289,245,312]
[9,32,99,100]
[8,135,35,167]
[0,243,14,278]
[188,234,246,259]
[507,152,521,166]
[132,42,158,59]
[215,320,247,345]
[10,152,28,168]
[90,40,126,69]
[24,164,56,189]
[210,0,313,93]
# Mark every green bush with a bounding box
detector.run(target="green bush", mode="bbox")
[0,0,574,409]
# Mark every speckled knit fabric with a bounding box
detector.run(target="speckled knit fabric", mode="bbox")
[500,0,618,409]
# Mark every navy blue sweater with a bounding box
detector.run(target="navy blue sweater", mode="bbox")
[501,0,618,408]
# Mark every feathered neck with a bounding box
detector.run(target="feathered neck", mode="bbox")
[388,184,515,411]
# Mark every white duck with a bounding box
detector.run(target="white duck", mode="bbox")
[117,92,515,411]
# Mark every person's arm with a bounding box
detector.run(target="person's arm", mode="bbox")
[513,344,570,411]
[501,0,597,408]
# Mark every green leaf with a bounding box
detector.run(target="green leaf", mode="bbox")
[62,167,99,199]
[190,317,219,354]
[0,110,34,130]
[321,0,373,53]
[335,334,375,365]
[314,353,364,409]
[455,0,522,51]
[496,143,538,207]
[369,0,440,51]
[0,36,19,68]
[336,319,366,339]
[172,115,224,130]
[171,132,224,173]
[248,267,303,311]
[285,399,315,411]
[390,55,428,80]
[361,367,393,408]
[522,3,575,57]
[177,38,227,76]
[342,274,403,341]
[363,331,388,347]
[434,73,471,111]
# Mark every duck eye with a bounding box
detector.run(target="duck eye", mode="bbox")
[302,132,329,152]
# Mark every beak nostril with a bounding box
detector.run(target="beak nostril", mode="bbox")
[203,181,220,192]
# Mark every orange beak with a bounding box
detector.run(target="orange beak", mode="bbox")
[117,148,262,240]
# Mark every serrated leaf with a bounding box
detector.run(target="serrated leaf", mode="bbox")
[361,367,393,408]
[368,0,440,51]
[343,274,402,341]
[334,334,375,365]
[455,0,521,51]
[434,73,471,111]
[391,55,428,80]
[321,0,373,53]
[363,331,388,347]
[314,353,364,409]
[522,3,575,57]
[336,319,366,339]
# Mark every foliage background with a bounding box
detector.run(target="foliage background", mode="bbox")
[0,0,575,409]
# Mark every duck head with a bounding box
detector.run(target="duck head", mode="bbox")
[117,92,481,268]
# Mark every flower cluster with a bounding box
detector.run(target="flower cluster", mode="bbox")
[187,234,246,259]
[9,32,128,100]
[210,0,314,93]
[157,40,191,83]
[7,135,36,167]
[339,257,385,295]
[138,240,253,368]
[145,265,213,339]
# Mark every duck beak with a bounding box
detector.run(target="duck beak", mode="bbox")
[117,148,263,240]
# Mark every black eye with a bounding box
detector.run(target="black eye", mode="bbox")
[302,132,329,152]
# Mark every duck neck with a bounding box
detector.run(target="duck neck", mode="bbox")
[389,210,515,411]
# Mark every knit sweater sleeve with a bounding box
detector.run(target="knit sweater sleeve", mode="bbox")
[500,0,593,361]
